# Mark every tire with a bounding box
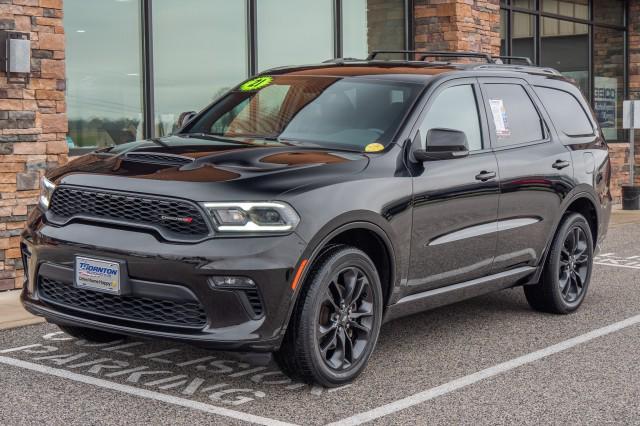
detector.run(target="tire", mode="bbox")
[275,245,383,387]
[58,325,125,343]
[524,212,594,314]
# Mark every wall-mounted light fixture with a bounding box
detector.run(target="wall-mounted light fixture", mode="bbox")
[0,31,31,75]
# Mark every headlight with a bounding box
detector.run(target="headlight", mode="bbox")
[202,201,300,233]
[38,176,56,210]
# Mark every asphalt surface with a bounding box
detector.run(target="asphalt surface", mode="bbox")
[1,222,639,425]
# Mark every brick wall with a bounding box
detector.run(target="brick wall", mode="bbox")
[0,0,67,291]
[414,0,501,56]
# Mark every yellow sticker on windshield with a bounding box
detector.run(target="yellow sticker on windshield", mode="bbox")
[240,76,273,92]
[365,143,385,153]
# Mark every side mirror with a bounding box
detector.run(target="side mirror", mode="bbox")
[177,111,197,128]
[413,128,470,162]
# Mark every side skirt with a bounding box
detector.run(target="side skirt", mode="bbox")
[383,266,537,323]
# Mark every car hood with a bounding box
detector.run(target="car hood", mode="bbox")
[51,135,370,201]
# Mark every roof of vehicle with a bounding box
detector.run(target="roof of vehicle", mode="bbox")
[265,50,567,84]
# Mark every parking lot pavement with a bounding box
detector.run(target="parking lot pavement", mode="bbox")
[1,222,639,425]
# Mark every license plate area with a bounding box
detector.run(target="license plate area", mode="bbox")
[75,256,121,294]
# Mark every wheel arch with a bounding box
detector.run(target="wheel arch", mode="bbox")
[281,217,399,340]
[563,195,598,244]
[528,191,601,285]
[303,220,397,306]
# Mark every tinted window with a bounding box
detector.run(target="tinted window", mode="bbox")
[484,84,544,147]
[65,0,143,148]
[419,85,483,151]
[152,0,247,136]
[535,87,594,136]
[257,0,333,71]
[188,76,421,151]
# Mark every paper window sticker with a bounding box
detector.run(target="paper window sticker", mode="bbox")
[489,99,511,138]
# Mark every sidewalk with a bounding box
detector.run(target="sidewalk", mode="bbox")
[1,207,640,331]
[0,289,44,330]
[610,205,640,227]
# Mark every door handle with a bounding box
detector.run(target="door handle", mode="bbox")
[475,171,496,182]
[552,160,571,170]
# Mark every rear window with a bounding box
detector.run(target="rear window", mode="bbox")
[484,83,544,147]
[534,87,594,137]
[187,75,422,152]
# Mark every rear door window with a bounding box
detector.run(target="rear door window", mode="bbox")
[534,86,594,137]
[483,83,545,147]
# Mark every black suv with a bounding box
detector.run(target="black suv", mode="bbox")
[22,51,611,387]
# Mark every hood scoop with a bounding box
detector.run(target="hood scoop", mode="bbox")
[123,152,195,167]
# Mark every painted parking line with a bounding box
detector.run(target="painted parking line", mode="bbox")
[594,253,640,270]
[0,355,297,426]
[329,313,640,426]
[594,262,640,270]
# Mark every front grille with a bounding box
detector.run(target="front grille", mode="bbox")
[48,187,210,239]
[124,152,194,167]
[38,277,207,329]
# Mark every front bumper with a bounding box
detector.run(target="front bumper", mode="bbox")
[21,215,307,352]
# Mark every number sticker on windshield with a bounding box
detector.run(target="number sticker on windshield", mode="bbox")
[240,76,273,92]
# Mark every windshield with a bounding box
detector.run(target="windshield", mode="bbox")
[184,75,422,151]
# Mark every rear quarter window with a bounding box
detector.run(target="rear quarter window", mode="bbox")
[534,86,594,137]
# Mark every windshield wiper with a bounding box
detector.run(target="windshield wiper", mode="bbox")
[276,137,363,153]
[177,132,254,145]
[148,137,169,148]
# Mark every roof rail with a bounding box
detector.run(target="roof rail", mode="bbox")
[367,50,494,63]
[494,55,533,65]
[418,51,494,62]
[322,57,362,64]
[473,64,562,76]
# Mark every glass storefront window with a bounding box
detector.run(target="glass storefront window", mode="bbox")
[593,26,626,142]
[542,0,589,20]
[63,0,409,147]
[343,0,368,58]
[257,0,334,71]
[512,12,535,62]
[343,0,406,59]
[541,17,589,97]
[152,0,247,136]
[513,0,535,10]
[593,0,624,26]
[500,9,507,56]
[64,0,143,148]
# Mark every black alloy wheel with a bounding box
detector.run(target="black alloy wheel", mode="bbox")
[275,245,383,387]
[524,212,594,314]
[317,266,374,370]
[558,225,590,303]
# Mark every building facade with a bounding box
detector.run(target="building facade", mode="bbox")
[0,0,638,290]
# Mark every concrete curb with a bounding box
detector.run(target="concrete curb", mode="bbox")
[610,206,640,227]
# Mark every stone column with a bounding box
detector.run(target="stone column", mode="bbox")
[0,0,67,290]
[414,0,501,56]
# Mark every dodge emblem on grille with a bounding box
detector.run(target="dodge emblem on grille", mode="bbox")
[161,215,194,224]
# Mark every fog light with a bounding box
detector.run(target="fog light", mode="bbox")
[210,276,256,289]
